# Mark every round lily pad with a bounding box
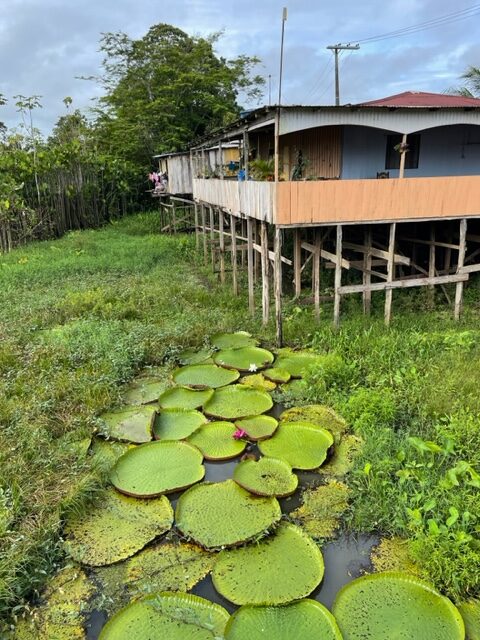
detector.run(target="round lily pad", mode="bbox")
[178,347,213,365]
[123,377,167,405]
[99,591,230,639]
[263,367,291,384]
[99,405,156,443]
[458,599,480,640]
[239,373,276,391]
[204,385,273,420]
[153,409,207,441]
[173,364,240,389]
[258,421,334,470]
[213,523,324,605]
[64,489,173,566]
[214,347,274,372]
[225,600,343,640]
[274,349,325,378]
[211,331,258,349]
[175,479,281,549]
[188,422,247,460]
[233,457,298,497]
[333,571,465,640]
[158,386,214,411]
[234,415,278,441]
[280,404,346,444]
[111,441,205,497]
[90,438,134,471]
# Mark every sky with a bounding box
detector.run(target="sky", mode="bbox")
[0,0,479,134]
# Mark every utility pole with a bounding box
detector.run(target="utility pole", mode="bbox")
[326,43,359,106]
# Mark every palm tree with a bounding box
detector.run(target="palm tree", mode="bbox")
[451,66,480,98]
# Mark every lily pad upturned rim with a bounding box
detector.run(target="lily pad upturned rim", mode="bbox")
[234,415,278,441]
[175,479,282,549]
[214,346,275,372]
[98,591,230,639]
[211,331,259,350]
[172,363,240,389]
[332,571,465,640]
[233,457,298,497]
[110,440,205,498]
[152,408,207,441]
[258,421,334,470]
[187,421,247,460]
[203,385,273,420]
[224,599,343,640]
[158,386,214,410]
[99,405,156,444]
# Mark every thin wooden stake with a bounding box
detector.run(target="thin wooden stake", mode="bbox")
[209,206,215,272]
[293,228,302,298]
[314,229,321,322]
[428,223,436,303]
[201,205,208,265]
[231,214,238,295]
[384,222,396,326]
[172,198,177,234]
[194,203,199,250]
[219,210,225,284]
[363,227,372,315]
[247,218,255,315]
[454,218,467,320]
[261,221,270,325]
[274,227,283,346]
[333,225,342,328]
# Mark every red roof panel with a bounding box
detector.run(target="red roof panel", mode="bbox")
[359,91,480,108]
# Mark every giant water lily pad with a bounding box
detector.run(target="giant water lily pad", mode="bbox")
[258,422,334,470]
[99,405,156,443]
[274,349,325,378]
[213,523,324,605]
[204,385,273,420]
[188,422,247,460]
[153,409,207,440]
[158,386,214,411]
[458,600,480,640]
[211,331,258,350]
[178,347,213,365]
[233,457,298,497]
[333,571,465,640]
[225,600,343,640]
[234,415,278,441]
[176,479,281,549]
[99,592,230,640]
[173,363,240,389]
[291,480,349,539]
[12,567,93,640]
[263,367,291,384]
[319,434,363,478]
[64,489,173,566]
[111,441,204,497]
[280,404,347,444]
[214,347,274,372]
[90,438,134,471]
[123,377,167,405]
[239,373,276,391]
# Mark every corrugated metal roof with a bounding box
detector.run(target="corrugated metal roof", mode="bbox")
[360,91,480,108]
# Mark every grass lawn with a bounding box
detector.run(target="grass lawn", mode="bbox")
[1,211,479,628]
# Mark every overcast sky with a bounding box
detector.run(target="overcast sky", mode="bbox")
[1,0,479,134]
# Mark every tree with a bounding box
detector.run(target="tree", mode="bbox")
[88,24,264,168]
[450,66,480,98]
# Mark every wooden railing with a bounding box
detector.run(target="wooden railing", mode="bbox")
[193,179,275,223]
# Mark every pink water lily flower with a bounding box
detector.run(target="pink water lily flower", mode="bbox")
[233,428,247,440]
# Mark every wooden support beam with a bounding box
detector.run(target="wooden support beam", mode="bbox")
[252,243,292,266]
[363,227,372,316]
[219,210,225,284]
[454,218,467,320]
[172,199,177,234]
[398,133,407,179]
[343,242,410,266]
[428,224,436,298]
[209,207,215,272]
[333,225,342,328]
[201,205,208,265]
[247,218,255,315]
[230,214,238,296]
[274,227,283,346]
[399,236,459,251]
[194,203,199,250]
[384,223,396,326]
[314,230,321,322]
[261,221,270,326]
[340,273,468,295]
[243,130,249,180]
[294,229,302,299]
[302,241,350,269]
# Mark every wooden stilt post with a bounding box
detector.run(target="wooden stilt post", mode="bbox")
[454,218,467,320]
[194,203,199,250]
[333,225,342,328]
[294,228,302,298]
[384,222,396,326]
[247,218,255,315]
[201,205,208,265]
[274,226,283,346]
[261,221,270,325]
[230,214,238,295]
[172,198,177,234]
[398,134,408,179]
[209,206,215,272]
[254,221,260,284]
[314,229,321,322]
[219,209,225,284]
[428,223,436,303]
[363,226,372,315]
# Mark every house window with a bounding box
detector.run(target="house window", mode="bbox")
[385,134,420,170]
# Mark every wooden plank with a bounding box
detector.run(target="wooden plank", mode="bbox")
[340,273,468,295]
[209,206,215,272]
[293,229,301,298]
[274,227,283,346]
[247,218,255,315]
[460,262,480,274]
[230,215,238,295]
[454,218,467,320]
[384,223,396,326]
[314,230,321,322]
[252,243,292,266]
[261,221,269,325]
[343,241,410,266]
[333,225,342,328]
[219,210,225,284]
[302,241,350,269]
[400,236,459,250]
[428,224,435,297]
[201,205,208,265]
[363,227,372,315]
[194,203,199,250]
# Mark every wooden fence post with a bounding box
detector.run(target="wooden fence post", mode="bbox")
[261,221,270,325]
[384,222,396,326]
[247,218,255,315]
[274,226,283,346]
[333,225,343,328]
[454,218,467,320]
[231,214,238,296]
